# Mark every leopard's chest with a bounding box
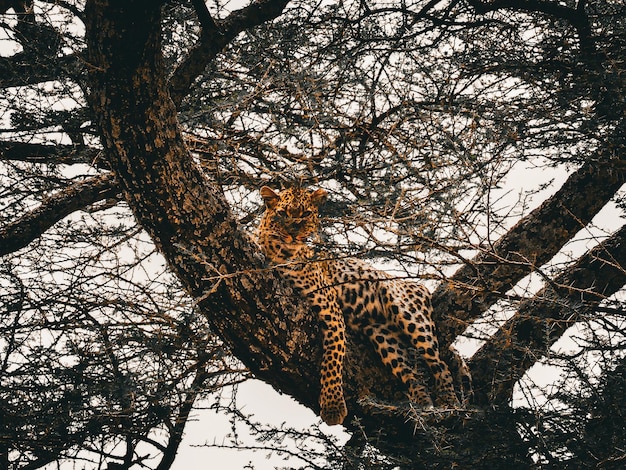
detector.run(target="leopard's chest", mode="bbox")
[278,258,329,297]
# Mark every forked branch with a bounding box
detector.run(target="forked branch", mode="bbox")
[471,223,626,405]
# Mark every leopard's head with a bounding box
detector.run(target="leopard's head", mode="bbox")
[259,186,328,243]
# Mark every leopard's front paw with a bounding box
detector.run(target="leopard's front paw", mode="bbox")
[320,398,348,425]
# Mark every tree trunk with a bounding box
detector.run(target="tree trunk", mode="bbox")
[85,0,323,416]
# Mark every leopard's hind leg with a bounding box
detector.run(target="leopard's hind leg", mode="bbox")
[358,321,433,407]
[385,283,460,407]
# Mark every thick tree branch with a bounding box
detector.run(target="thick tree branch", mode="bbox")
[432,157,626,346]
[168,0,291,106]
[0,53,81,88]
[471,224,626,405]
[0,141,103,166]
[0,173,119,256]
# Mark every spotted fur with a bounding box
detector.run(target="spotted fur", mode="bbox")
[257,186,466,425]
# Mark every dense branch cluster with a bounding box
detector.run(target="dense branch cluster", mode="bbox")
[1,0,625,468]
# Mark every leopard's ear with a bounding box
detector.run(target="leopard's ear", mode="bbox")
[260,186,280,208]
[310,188,328,206]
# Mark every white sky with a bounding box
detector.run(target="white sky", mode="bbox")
[171,380,349,469]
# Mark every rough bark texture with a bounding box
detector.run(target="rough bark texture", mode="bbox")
[83,5,493,465]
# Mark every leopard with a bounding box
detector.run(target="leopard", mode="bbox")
[257,185,468,425]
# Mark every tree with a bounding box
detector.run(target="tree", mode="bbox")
[1,0,625,468]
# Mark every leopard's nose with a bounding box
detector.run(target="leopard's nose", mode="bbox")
[286,225,305,239]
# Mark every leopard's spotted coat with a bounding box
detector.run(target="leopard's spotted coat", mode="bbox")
[257,186,467,425]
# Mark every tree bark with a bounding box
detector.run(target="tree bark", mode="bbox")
[432,155,626,347]
[471,223,626,405]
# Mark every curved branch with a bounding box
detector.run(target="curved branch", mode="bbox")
[155,354,217,470]
[471,223,626,405]
[0,173,119,256]
[169,0,291,106]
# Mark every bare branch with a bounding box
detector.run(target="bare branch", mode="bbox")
[0,173,119,256]
[471,223,626,405]
[169,0,291,106]
[85,0,323,416]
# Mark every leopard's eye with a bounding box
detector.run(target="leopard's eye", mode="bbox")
[301,210,312,217]
[276,209,288,218]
